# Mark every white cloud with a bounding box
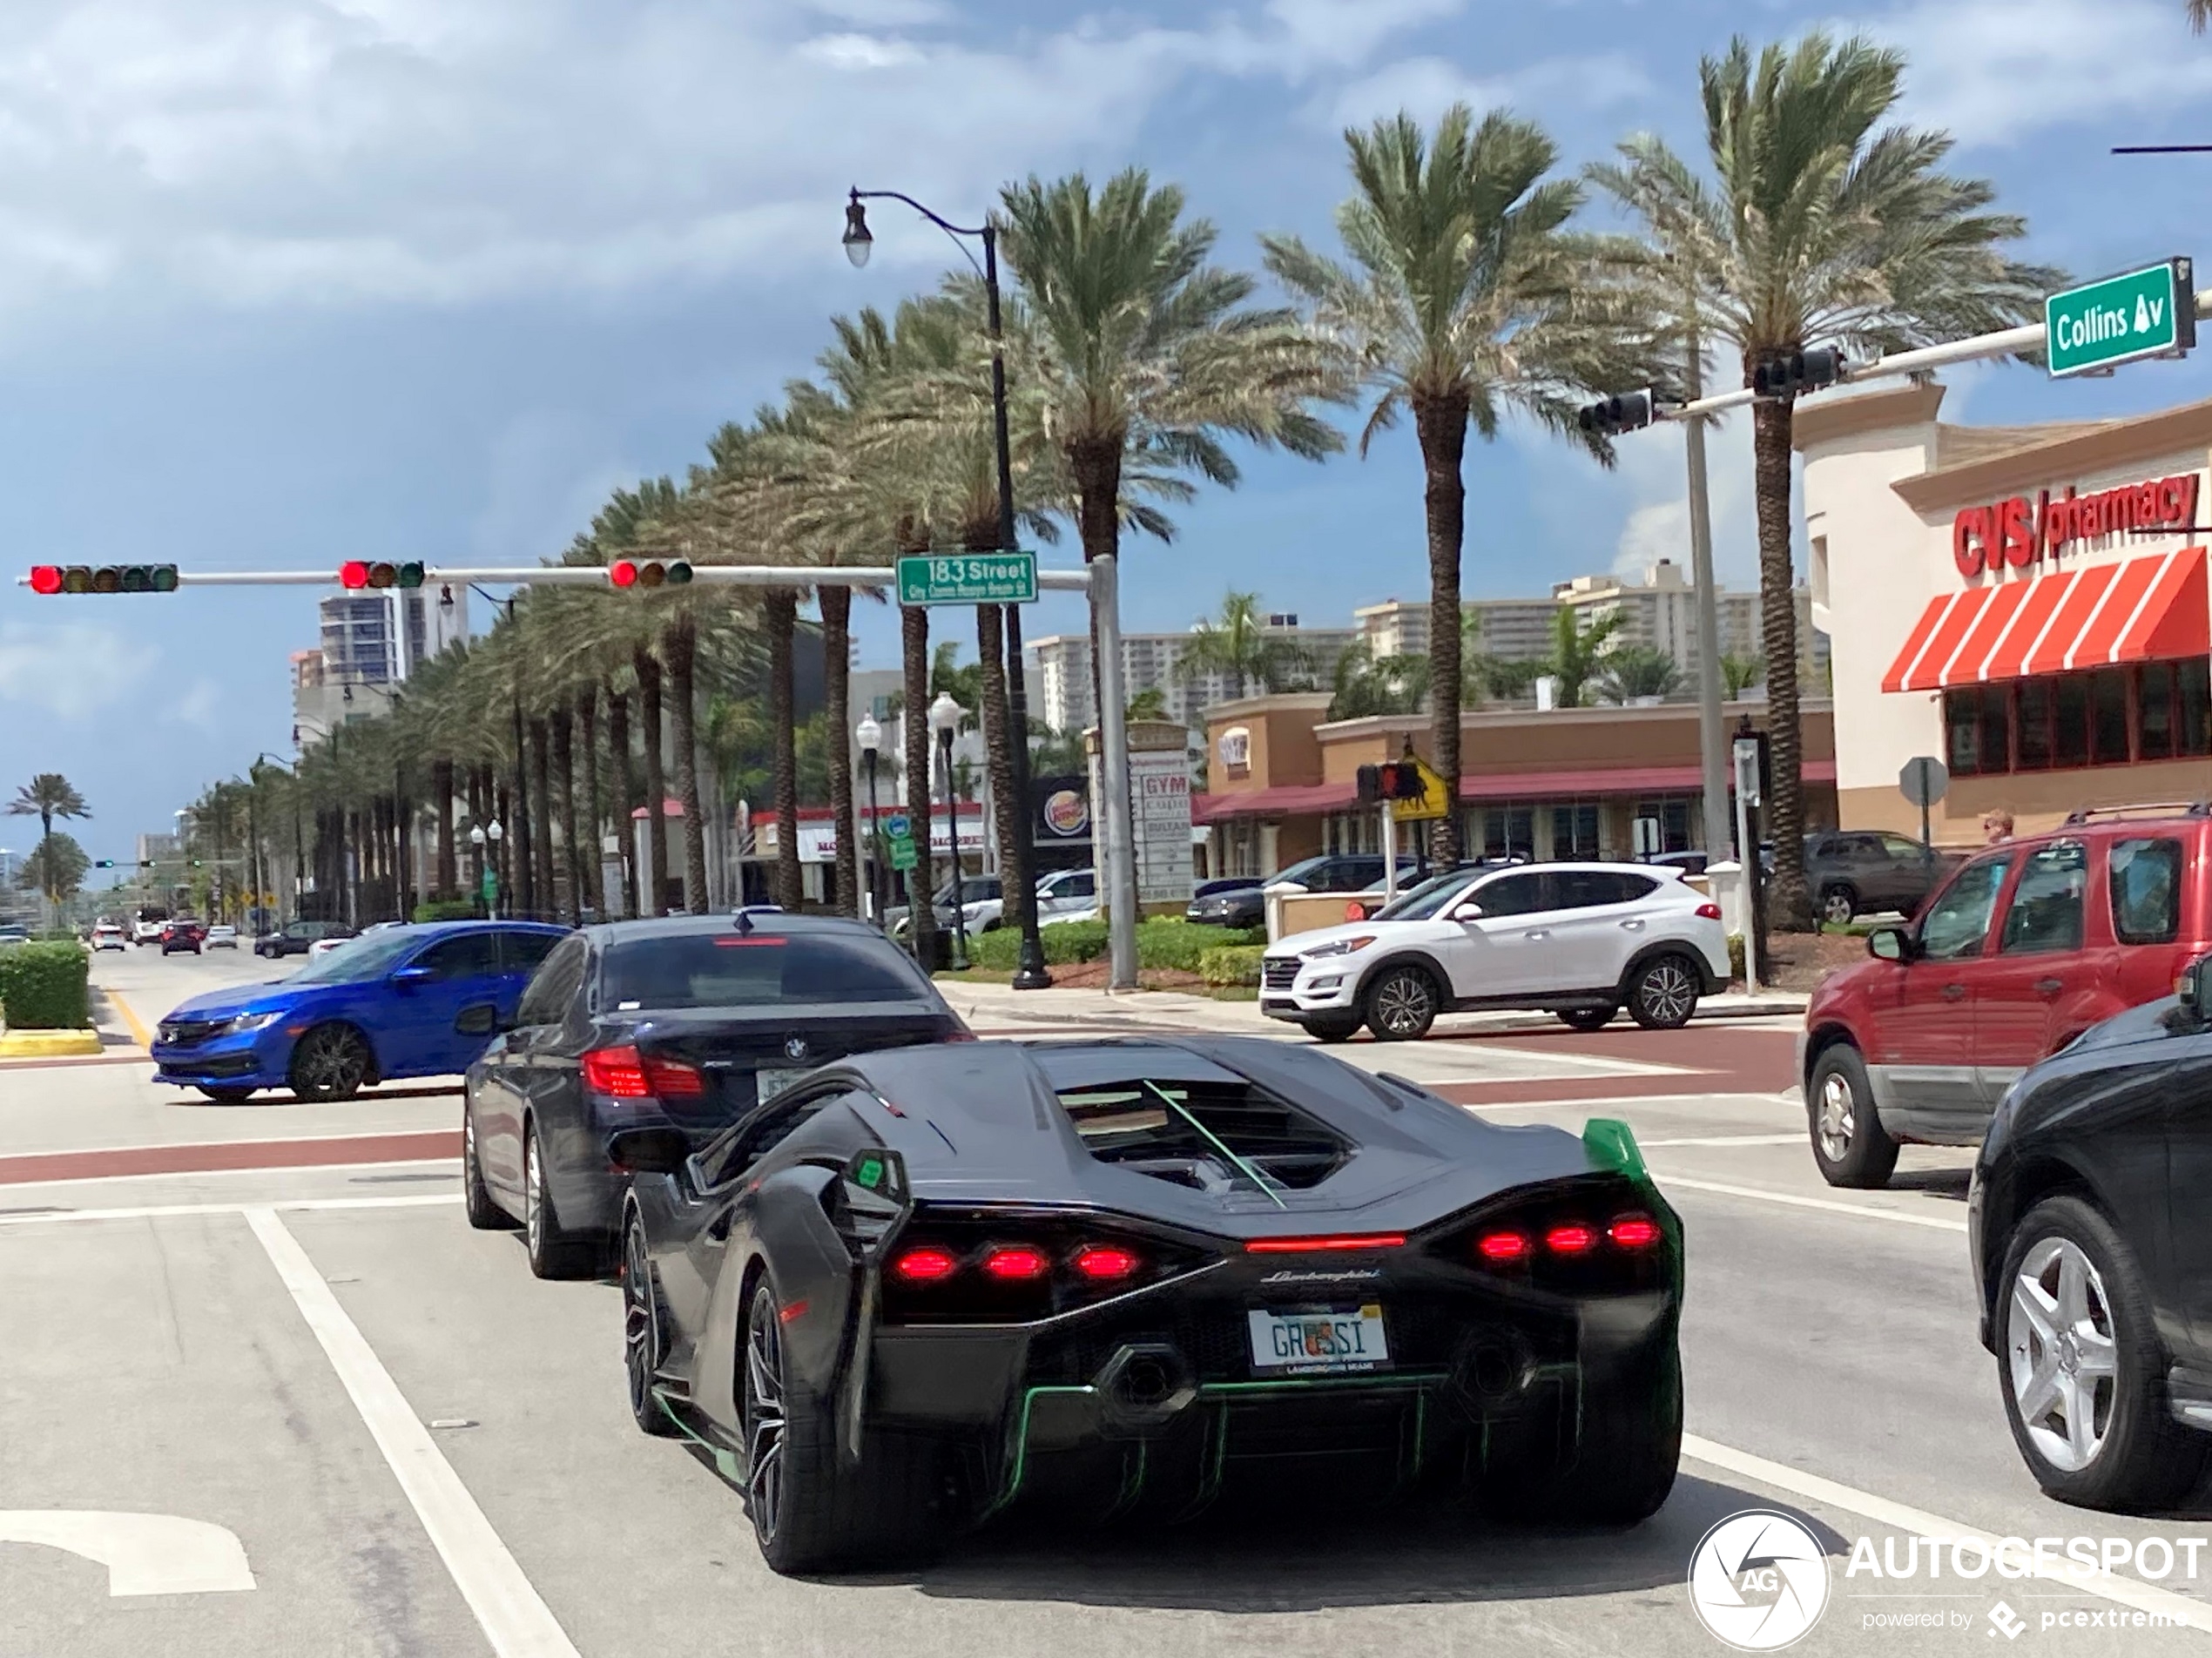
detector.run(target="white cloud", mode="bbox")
[0,621,152,719]
[0,0,1477,320]
[160,677,223,731]
[1328,50,1650,130]
[1874,0,2212,148]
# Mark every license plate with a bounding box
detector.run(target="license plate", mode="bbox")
[1246,1305,1390,1376]
[755,1068,805,1102]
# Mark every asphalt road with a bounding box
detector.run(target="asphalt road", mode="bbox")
[2,949,2209,1655]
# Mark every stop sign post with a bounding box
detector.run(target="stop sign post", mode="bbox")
[1899,756,1949,849]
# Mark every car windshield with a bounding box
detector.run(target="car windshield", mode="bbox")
[601,930,927,1010]
[1371,871,1482,921]
[286,929,422,985]
[1267,856,1331,888]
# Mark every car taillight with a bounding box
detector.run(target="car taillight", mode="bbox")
[1072,1244,1140,1280]
[981,1246,1048,1281]
[1696,901,1723,920]
[1608,1215,1662,1249]
[1476,1230,1530,1262]
[1543,1223,1598,1255]
[581,1045,650,1097]
[892,1246,958,1283]
[1245,1233,1406,1254]
[644,1056,705,1097]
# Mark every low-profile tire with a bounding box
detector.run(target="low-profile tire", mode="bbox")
[194,1086,256,1103]
[1556,1007,1616,1033]
[1362,965,1440,1042]
[288,1023,372,1102]
[1997,1195,2210,1511]
[1300,1014,1363,1045]
[462,1103,516,1231]
[523,1122,598,1280]
[1819,884,1858,927]
[622,1209,680,1437]
[1625,955,1699,1031]
[741,1280,936,1574]
[1807,1043,1898,1189]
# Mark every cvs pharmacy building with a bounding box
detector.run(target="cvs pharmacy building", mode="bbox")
[1800,383,2212,839]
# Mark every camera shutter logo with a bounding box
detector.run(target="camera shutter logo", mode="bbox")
[1688,1510,1831,1650]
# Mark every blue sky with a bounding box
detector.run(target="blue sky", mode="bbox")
[5,0,2212,862]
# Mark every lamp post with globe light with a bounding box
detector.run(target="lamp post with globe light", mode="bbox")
[927,691,970,971]
[856,713,885,928]
[471,820,503,920]
[843,185,1049,990]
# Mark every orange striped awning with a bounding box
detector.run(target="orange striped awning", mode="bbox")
[1883,548,2209,693]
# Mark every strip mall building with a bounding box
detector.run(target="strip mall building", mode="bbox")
[1800,384,2212,839]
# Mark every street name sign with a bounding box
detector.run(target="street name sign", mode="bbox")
[895,552,1037,606]
[881,811,919,873]
[2046,259,2195,379]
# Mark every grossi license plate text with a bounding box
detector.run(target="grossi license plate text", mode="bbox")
[1247,1307,1389,1375]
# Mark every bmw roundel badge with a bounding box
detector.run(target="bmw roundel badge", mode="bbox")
[785,1035,807,1062]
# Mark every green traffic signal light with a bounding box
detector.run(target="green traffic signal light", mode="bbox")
[667,560,693,585]
[396,562,424,589]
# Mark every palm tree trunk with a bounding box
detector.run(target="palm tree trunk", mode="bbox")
[900,603,936,964]
[579,690,603,920]
[663,618,709,915]
[529,718,555,920]
[974,599,1025,946]
[1753,395,1810,930]
[765,590,803,912]
[820,584,858,918]
[635,648,667,916]
[607,684,640,917]
[551,706,582,926]
[433,759,456,900]
[1414,391,1470,865]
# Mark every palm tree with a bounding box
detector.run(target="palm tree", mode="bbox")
[1595,644,1684,704]
[1125,686,1172,722]
[1588,33,2056,925]
[1720,652,1766,698]
[1327,643,1430,719]
[1541,607,1626,709]
[9,773,90,919]
[2193,0,2210,30]
[1264,106,1651,860]
[1460,613,1545,705]
[1176,592,1315,700]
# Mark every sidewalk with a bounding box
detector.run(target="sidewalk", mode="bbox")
[943,979,1805,1036]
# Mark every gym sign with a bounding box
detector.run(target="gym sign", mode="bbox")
[1952,474,2201,578]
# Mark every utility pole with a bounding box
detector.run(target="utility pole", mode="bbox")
[1681,329,1732,863]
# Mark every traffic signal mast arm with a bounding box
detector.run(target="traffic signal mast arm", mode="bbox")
[19,563,1096,590]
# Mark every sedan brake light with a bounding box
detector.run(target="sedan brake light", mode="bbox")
[1696,901,1723,920]
[581,1045,650,1097]
[644,1055,705,1097]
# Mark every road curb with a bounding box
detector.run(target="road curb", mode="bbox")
[0,1028,104,1058]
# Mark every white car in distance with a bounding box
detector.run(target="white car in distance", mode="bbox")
[1261,861,1731,1043]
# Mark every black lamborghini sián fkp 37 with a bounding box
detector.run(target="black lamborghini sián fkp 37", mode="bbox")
[611,1035,1683,1573]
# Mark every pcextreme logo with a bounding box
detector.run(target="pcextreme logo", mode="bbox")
[1688,1510,1831,1651]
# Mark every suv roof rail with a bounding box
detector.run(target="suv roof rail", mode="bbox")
[2060,801,2212,826]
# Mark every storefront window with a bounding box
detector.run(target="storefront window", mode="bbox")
[1477,805,1534,859]
[1932,662,2204,777]
[2054,677,2090,768]
[2141,663,2176,761]
[1556,801,1601,859]
[2183,660,2212,758]
[2015,679,2054,772]
[2090,669,2130,765]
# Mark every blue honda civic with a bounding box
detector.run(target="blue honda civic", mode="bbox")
[151,920,569,1102]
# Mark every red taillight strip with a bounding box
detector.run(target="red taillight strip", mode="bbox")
[1476,1230,1530,1261]
[1245,1233,1406,1254]
[1542,1223,1598,1255]
[890,1246,957,1283]
[1608,1215,1662,1248]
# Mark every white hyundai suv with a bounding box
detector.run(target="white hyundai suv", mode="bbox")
[1260,861,1731,1042]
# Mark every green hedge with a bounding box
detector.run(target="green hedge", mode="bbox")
[413,899,481,923]
[0,941,91,1029]
[968,917,1266,974]
[1198,945,1265,987]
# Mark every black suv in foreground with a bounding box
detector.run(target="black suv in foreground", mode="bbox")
[1971,954,2212,1510]
[1804,829,1959,925]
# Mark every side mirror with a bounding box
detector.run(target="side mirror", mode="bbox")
[1450,901,1484,921]
[1867,927,1912,963]
[2180,954,2210,1021]
[606,1126,691,1176]
[390,965,435,988]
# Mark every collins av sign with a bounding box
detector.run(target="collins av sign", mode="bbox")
[2046,259,2195,379]
[1953,474,2201,577]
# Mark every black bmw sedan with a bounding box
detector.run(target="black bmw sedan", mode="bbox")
[462,909,969,1277]
[1970,954,2212,1510]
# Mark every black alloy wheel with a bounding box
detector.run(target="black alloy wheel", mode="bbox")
[523,1124,597,1279]
[624,1213,679,1436]
[744,1283,792,1555]
[462,1105,515,1231]
[1363,965,1440,1041]
[288,1024,371,1102]
[1627,955,1699,1031]
[194,1086,256,1103]
[1556,1007,1616,1033]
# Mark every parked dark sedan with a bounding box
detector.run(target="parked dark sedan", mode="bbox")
[256,919,356,958]
[1970,954,2212,1510]
[462,909,970,1278]
[1184,876,1264,925]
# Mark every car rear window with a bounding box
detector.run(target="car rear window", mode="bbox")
[599,931,927,1010]
[2110,837,2183,946]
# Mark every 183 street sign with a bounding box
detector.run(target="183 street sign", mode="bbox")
[896,551,1037,606]
[2046,259,2195,378]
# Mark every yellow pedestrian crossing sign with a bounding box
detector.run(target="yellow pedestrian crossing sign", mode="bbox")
[1392,754,1451,822]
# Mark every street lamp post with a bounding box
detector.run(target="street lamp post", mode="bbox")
[475,820,504,920]
[927,691,970,971]
[844,185,1051,992]
[856,713,885,929]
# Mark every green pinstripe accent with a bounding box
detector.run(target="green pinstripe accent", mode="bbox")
[654,1390,744,1483]
[1100,1440,1150,1521]
[980,1385,1096,1520]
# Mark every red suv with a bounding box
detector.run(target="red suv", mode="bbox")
[1800,804,2210,1187]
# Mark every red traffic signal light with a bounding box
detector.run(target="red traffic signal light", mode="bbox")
[27,563,177,595]
[340,561,370,589]
[29,565,63,595]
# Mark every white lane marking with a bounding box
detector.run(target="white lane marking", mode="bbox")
[1683,1434,2212,1634]
[0,1157,457,1194]
[1641,1134,1807,1148]
[1462,1093,1797,1114]
[245,1208,580,1658]
[1661,1175,1968,1234]
[0,1194,461,1229]
[0,1511,254,1595]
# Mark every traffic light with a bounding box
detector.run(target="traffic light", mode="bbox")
[1750,346,1844,400]
[339,561,425,590]
[1575,389,1658,438]
[1356,761,1426,805]
[28,564,179,595]
[609,558,692,589]
[94,859,114,868]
